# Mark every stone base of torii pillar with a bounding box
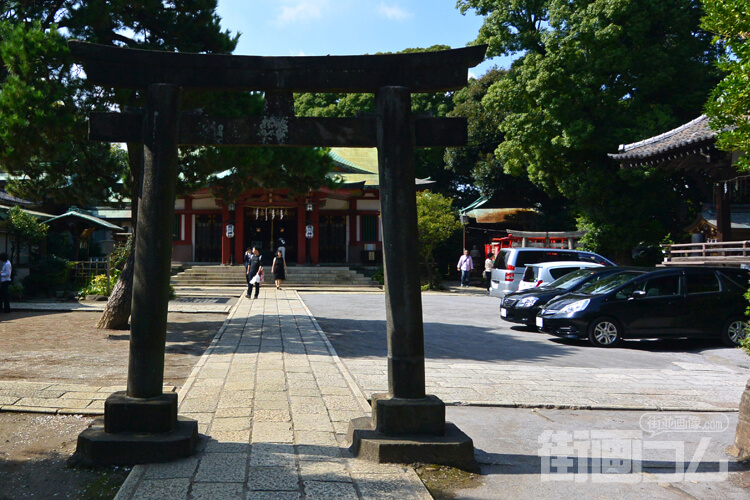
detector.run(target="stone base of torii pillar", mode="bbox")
[73,392,198,466]
[348,394,476,470]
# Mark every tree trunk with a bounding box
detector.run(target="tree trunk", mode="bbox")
[96,141,142,330]
[96,251,134,330]
[734,378,750,460]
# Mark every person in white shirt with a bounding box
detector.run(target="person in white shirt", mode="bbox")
[0,252,11,313]
[457,249,474,288]
[484,252,495,293]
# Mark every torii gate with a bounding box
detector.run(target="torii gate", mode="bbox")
[69,41,484,467]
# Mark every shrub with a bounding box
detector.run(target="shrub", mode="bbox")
[9,282,23,300]
[79,269,121,297]
[79,274,112,296]
[23,255,72,296]
[110,236,132,270]
[371,267,384,285]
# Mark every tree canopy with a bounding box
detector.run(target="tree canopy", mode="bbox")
[294,45,464,201]
[458,0,722,258]
[0,1,335,210]
[702,0,750,171]
[0,21,128,207]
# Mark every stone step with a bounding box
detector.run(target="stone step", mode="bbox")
[170,264,377,288]
[172,279,375,286]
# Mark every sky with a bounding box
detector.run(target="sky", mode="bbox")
[214,0,512,79]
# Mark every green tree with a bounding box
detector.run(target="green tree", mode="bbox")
[0,1,240,329]
[416,191,462,289]
[446,66,570,218]
[702,0,750,171]
[5,205,48,264]
[0,21,128,207]
[702,0,750,461]
[294,45,461,199]
[0,3,336,328]
[458,0,722,260]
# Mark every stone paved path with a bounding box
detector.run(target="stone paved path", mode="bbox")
[114,289,429,500]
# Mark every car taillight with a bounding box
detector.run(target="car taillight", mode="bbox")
[535,280,543,287]
[505,272,514,281]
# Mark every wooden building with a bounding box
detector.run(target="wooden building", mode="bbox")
[609,115,743,242]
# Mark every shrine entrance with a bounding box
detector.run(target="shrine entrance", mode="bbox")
[319,214,347,263]
[68,39,484,468]
[194,214,222,262]
[243,208,297,263]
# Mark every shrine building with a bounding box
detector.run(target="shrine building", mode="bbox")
[169,147,430,266]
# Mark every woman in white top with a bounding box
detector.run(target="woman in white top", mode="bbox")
[0,252,11,313]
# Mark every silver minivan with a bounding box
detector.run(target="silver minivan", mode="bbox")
[489,248,614,298]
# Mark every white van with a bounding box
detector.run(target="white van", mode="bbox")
[490,248,614,298]
[516,261,604,290]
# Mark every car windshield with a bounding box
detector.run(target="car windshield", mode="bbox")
[577,270,643,295]
[545,268,600,290]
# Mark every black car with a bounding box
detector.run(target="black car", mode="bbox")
[500,267,633,326]
[536,267,750,347]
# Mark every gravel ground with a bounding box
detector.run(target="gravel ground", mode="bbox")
[0,309,226,499]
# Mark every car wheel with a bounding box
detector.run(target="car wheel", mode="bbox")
[588,317,623,347]
[721,317,747,347]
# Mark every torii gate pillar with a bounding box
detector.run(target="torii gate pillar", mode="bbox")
[74,84,197,466]
[347,86,474,468]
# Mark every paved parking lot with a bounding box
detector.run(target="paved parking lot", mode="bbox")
[300,293,750,411]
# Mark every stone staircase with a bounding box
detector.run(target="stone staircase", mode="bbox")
[170,265,380,290]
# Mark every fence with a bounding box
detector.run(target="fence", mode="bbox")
[660,240,750,267]
[70,257,113,293]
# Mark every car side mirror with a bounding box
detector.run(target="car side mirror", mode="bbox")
[629,290,646,300]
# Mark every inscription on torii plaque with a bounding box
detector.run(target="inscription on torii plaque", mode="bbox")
[69,40,485,467]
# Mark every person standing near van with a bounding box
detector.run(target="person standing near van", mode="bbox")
[484,252,494,293]
[0,253,11,313]
[457,249,473,288]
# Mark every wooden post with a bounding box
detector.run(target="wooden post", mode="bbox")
[128,83,180,399]
[715,182,732,242]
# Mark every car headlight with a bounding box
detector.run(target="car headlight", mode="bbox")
[559,299,590,314]
[516,296,539,308]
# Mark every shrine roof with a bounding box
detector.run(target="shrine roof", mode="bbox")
[45,210,124,231]
[0,189,35,207]
[608,115,720,165]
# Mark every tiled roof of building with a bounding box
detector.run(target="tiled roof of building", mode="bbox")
[328,147,433,188]
[609,115,720,164]
[0,189,35,207]
[45,210,124,231]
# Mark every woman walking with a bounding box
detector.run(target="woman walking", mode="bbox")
[272,250,287,289]
[246,247,263,299]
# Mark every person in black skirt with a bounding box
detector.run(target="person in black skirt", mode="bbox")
[272,250,286,289]
[246,247,262,298]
